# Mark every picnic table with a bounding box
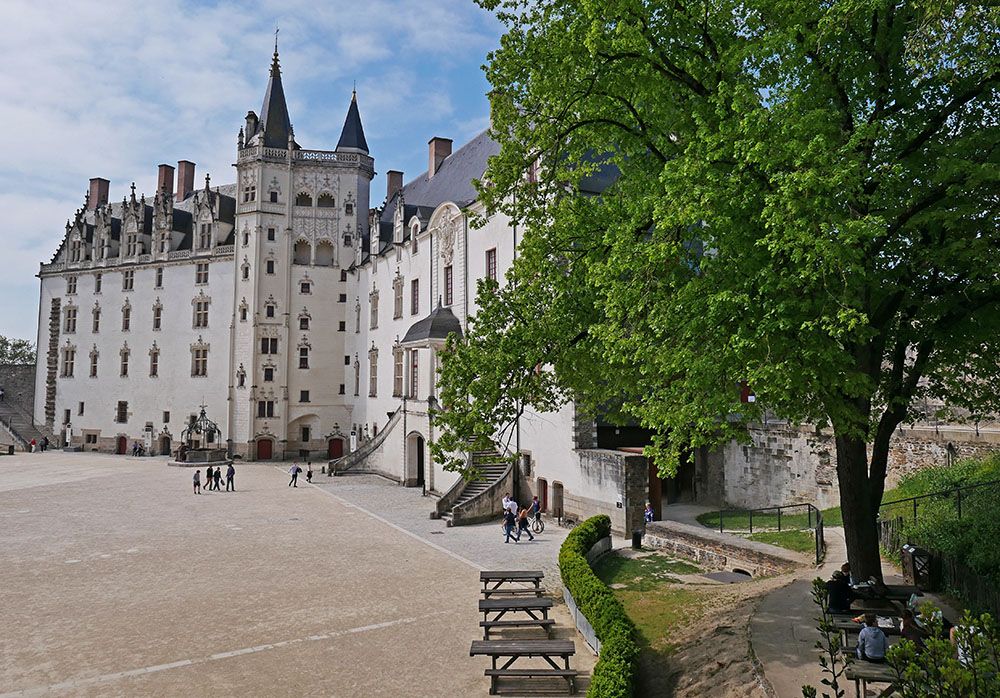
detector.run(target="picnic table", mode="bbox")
[470,639,577,695]
[845,660,897,697]
[834,617,901,649]
[481,570,544,598]
[479,597,555,639]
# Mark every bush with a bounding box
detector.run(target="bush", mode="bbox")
[559,515,639,698]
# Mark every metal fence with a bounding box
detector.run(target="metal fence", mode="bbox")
[714,502,825,565]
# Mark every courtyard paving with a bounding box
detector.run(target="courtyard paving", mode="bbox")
[0,452,590,697]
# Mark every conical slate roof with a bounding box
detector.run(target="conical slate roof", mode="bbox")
[337,92,369,153]
[259,49,293,148]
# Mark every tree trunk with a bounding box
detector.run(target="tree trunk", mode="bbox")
[835,434,884,583]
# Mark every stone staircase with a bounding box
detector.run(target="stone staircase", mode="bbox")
[438,447,514,525]
[0,401,49,450]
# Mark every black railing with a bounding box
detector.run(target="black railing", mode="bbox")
[713,502,825,564]
[877,477,1000,524]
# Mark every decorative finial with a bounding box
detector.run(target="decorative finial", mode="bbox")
[84,191,90,207]
[205,173,211,190]
[270,27,281,76]
[352,80,357,101]
[130,182,136,199]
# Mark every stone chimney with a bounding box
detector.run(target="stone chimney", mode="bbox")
[176,160,196,201]
[88,178,110,210]
[386,170,403,201]
[157,164,175,196]
[428,137,452,178]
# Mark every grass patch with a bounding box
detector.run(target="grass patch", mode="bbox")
[695,504,842,530]
[615,585,704,653]
[742,529,816,554]
[594,553,701,591]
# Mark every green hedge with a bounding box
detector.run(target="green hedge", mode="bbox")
[559,515,639,697]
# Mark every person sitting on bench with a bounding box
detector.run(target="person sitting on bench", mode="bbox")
[856,613,889,663]
[826,570,855,613]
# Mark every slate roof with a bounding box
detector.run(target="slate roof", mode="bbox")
[336,93,369,153]
[401,303,463,344]
[254,51,295,149]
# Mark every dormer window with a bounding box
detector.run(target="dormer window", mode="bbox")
[199,224,212,249]
[411,223,420,254]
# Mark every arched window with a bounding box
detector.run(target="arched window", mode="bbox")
[295,192,313,207]
[317,193,335,208]
[293,240,311,265]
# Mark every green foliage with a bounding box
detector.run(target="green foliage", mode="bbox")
[0,337,35,366]
[559,515,639,697]
[882,455,1000,590]
[444,0,1000,576]
[802,578,846,698]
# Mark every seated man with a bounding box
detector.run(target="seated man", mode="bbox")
[826,570,855,613]
[900,609,927,649]
[857,613,889,663]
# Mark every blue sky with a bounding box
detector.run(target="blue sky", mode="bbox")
[0,0,503,341]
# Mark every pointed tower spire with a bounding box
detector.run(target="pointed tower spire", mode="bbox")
[337,90,369,154]
[258,38,294,149]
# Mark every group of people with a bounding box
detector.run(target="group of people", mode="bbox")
[500,494,541,543]
[28,436,49,452]
[192,463,235,493]
[287,462,313,487]
[130,441,146,457]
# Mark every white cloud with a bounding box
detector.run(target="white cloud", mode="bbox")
[0,0,503,340]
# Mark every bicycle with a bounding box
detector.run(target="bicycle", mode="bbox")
[531,513,545,534]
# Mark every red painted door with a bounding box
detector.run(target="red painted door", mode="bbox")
[257,439,273,460]
[328,438,344,459]
[116,436,127,455]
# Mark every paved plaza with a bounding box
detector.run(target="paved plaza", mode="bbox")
[0,453,590,697]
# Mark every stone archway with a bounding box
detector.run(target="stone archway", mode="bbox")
[405,432,425,488]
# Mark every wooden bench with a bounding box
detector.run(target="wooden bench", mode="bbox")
[481,570,544,597]
[471,639,577,695]
[845,661,897,697]
[479,597,555,639]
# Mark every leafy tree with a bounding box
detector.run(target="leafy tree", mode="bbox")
[0,336,36,366]
[434,0,1000,581]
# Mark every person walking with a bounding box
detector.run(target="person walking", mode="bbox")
[530,495,541,524]
[517,508,535,541]
[288,463,301,487]
[212,466,222,491]
[40,436,49,452]
[225,463,235,491]
[503,508,518,543]
[306,462,313,483]
[644,502,655,523]
[193,469,201,494]
[30,438,36,453]
[205,465,214,492]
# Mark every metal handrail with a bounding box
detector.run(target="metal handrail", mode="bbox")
[714,502,825,564]
[878,478,1000,509]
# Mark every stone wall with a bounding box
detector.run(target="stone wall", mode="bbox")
[0,364,35,414]
[564,450,647,534]
[696,421,1000,511]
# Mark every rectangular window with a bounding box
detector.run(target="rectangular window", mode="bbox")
[89,352,98,378]
[263,367,274,382]
[299,391,310,403]
[486,248,497,282]
[66,276,77,294]
[393,281,403,319]
[338,321,346,332]
[338,293,347,303]
[300,282,311,294]
[192,348,208,377]
[266,260,275,274]
[120,350,129,377]
[92,308,100,333]
[163,411,170,423]
[152,306,162,331]
[393,349,403,397]
[411,279,419,315]
[256,400,275,418]
[344,355,351,365]
[64,408,71,424]
[122,306,131,331]
[155,267,163,288]
[260,337,278,354]
[266,304,275,318]
[64,307,77,333]
[116,401,128,423]
[61,348,75,377]
[149,350,159,377]
[267,228,276,242]
[299,316,309,330]
[340,270,348,282]
[94,273,102,293]
[409,350,418,398]
[199,224,212,249]
[370,294,378,329]
[270,191,278,203]
[239,306,248,322]
[195,263,209,284]
[411,231,418,254]
[193,300,209,328]
[122,270,134,291]
[339,384,345,395]
[298,347,309,369]
[444,265,453,306]
[369,352,378,397]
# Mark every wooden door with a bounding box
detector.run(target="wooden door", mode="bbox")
[257,438,273,460]
[116,436,127,455]
[328,438,344,459]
